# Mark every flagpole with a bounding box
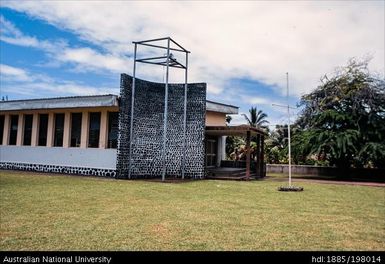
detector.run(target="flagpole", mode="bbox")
[272,72,295,187]
[286,72,292,187]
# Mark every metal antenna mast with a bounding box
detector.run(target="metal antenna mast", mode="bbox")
[272,72,296,186]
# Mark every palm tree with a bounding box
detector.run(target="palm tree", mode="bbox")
[242,107,269,129]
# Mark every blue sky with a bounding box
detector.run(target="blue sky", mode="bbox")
[1,2,383,128]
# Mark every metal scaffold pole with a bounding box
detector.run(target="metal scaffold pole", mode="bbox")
[128,43,137,179]
[161,38,171,182]
[286,72,292,186]
[272,72,296,187]
[181,52,188,179]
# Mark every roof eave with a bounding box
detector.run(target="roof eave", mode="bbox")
[0,95,119,111]
[206,101,238,114]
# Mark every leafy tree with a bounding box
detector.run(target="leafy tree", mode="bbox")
[227,106,270,161]
[265,124,291,164]
[225,136,245,159]
[270,125,288,148]
[225,108,269,160]
[242,107,269,129]
[294,58,385,168]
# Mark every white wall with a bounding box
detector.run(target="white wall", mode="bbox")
[0,146,117,169]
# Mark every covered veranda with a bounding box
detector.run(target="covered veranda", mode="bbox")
[205,125,267,180]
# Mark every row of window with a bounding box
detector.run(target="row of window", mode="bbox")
[0,112,119,149]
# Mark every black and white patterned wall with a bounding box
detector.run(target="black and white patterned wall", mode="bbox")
[116,74,206,179]
[0,162,116,177]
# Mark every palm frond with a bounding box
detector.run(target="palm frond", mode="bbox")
[242,114,252,125]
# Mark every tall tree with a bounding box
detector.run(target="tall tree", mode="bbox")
[265,125,289,164]
[294,58,385,169]
[242,107,269,128]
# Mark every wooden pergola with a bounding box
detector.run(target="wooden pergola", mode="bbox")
[205,125,267,179]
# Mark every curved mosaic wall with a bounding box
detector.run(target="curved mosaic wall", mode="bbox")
[117,74,206,179]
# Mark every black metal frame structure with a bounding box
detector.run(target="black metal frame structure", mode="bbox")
[129,37,190,181]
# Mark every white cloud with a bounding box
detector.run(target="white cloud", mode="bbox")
[244,96,271,105]
[15,81,117,96]
[0,64,117,97]
[57,47,129,73]
[0,64,30,81]
[0,15,63,51]
[1,1,384,98]
[0,63,54,84]
[0,16,130,74]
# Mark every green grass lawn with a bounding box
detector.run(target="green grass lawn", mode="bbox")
[1,171,384,251]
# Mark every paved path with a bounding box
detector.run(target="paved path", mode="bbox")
[265,176,385,187]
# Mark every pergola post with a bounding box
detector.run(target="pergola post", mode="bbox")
[256,134,261,177]
[245,130,251,179]
[260,135,265,177]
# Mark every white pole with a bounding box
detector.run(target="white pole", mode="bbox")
[286,72,292,186]
[161,38,170,182]
[128,43,137,179]
[181,52,188,179]
[272,72,296,186]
